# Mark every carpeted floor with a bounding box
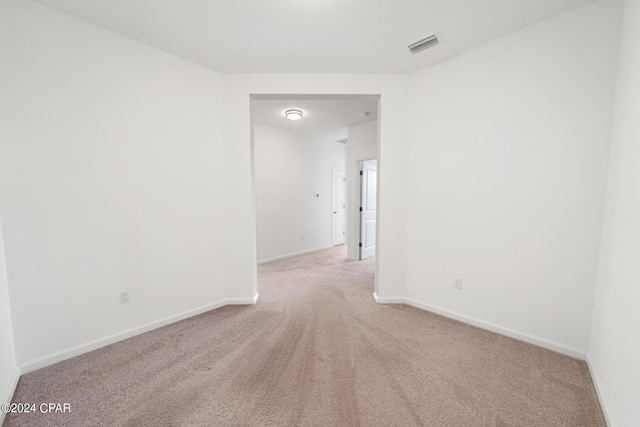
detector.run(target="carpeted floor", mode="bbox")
[4,246,605,426]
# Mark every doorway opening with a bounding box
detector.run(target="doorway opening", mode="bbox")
[250,94,381,296]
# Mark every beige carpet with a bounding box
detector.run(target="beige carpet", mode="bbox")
[4,246,605,426]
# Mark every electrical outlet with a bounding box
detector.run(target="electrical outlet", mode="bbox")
[454,278,463,290]
[119,290,131,304]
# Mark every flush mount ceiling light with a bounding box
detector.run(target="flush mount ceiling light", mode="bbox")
[285,109,303,120]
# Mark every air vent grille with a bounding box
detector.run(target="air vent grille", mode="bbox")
[408,34,439,54]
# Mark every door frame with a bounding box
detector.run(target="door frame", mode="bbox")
[249,94,382,299]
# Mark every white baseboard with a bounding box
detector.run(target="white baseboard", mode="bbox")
[227,293,259,305]
[372,292,406,304]
[373,296,586,360]
[257,245,332,265]
[1,366,21,425]
[20,296,259,375]
[586,356,613,426]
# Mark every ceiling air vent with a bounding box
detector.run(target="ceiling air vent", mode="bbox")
[408,34,439,54]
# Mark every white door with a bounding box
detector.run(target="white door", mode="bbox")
[331,169,346,246]
[360,160,377,259]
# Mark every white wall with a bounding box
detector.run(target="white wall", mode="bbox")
[254,123,346,263]
[346,121,378,261]
[405,0,622,355]
[589,0,640,425]
[0,216,18,423]
[0,0,229,369]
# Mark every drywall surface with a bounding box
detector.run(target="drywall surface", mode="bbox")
[346,121,378,261]
[254,123,346,263]
[590,0,640,425]
[0,0,227,366]
[222,75,409,299]
[405,0,622,353]
[0,217,18,412]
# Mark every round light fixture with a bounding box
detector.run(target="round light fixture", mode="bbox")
[285,109,303,120]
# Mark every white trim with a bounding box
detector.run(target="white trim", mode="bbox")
[257,245,332,265]
[19,296,259,375]
[0,366,21,425]
[372,293,406,304]
[357,160,364,261]
[353,155,378,163]
[586,356,613,427]
[373,296,587,360]
[227,293,259,305]
[404,298,586,359]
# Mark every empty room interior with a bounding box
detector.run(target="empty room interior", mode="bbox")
[0,0,638,425]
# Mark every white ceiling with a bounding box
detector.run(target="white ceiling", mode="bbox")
[252,96,378,142]
[34,0,595,73]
